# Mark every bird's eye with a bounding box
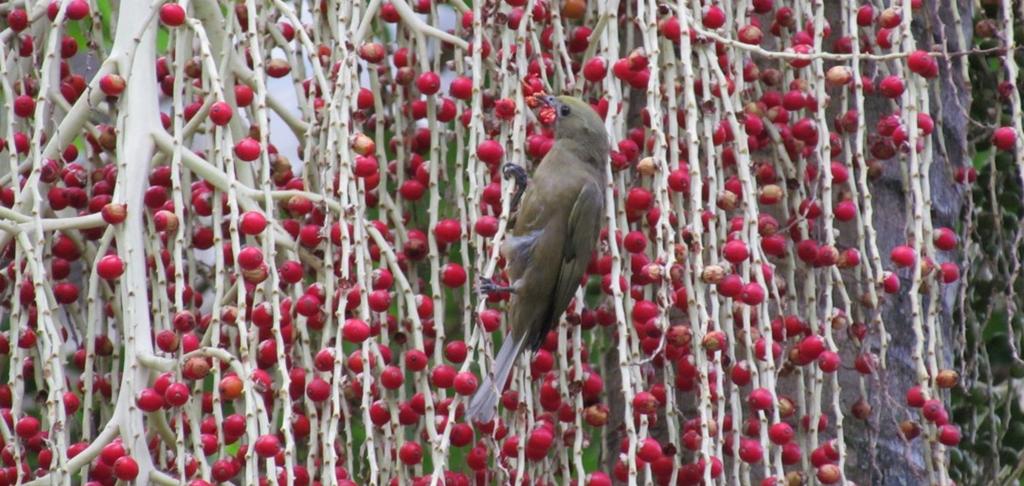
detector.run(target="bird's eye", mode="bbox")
[559,105,571,117]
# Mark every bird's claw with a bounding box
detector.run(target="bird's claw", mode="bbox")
[477,278,514,295]
[502,163,528,187]
[502,163,529,211]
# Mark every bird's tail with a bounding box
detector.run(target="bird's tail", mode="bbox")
[466,335,525,423]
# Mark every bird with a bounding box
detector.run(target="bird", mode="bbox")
[466,95,609,423]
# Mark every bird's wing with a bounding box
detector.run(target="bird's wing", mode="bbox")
[527,180,603,350]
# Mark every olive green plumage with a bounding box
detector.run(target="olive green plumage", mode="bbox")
[467,96,609,423]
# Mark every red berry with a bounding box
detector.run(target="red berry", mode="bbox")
[993,126,1017,151]
[449,76,473,100]
[474,215,499,237]
[441,263,467,288]
[343,318,371,343]
[637,438,662,462]
[234,137,261,161]
[368,289,391,312]
[818,351,841,372]
[453,371,478,395]
[65,0,90,20]
[444,340,468,363]
[433,219,462,244]
[236,246,264,270]
[740,282,765,305]
[405,349,428,371]
[416,71,441,95]
[633,391,659,415]
[582,57,607,82]
[738,439,763,463]
[878,76,905,98]
[239,211,267,235]
[623,231,647,253]
[477,140,504,165]
[625,187,652,212]
[13,95,35,118]
[940,262,960,283]
[747,387,773,411]
[101,203,127,224]
[380,365,404,389]
[431,365,456,388]
[159,3,186,26]
[834,199,857,222]
[768,422,794,445]
[137,387,165,412]
[164,382,191,406]
[234,84,254,106]
[906,385,926,408]
[702,5,726,29]
[14,416,39,438]
[306,377,330,402]
[113,456,139,481]
[101,441,126,465]
[96,254,124,280]
[99,74,126,96]
[937,424,960,446]
[907,50,937,78]
[209,101,233,126]
[254,434,281,458]
[933,227,957,251]
[723,239,750,263]
[399,442,423,465]
[890,245,916,267]
[53,282,79,304]
[856,5,874,25]
[6,9,28,31]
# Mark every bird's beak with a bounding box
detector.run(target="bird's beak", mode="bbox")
[536,94,560,110]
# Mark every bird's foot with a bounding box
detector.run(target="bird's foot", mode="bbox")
[502,163,528,211]
[477,278,514,295]
[502,163,528,187]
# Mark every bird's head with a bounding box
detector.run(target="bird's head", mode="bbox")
[539,95,608,148]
